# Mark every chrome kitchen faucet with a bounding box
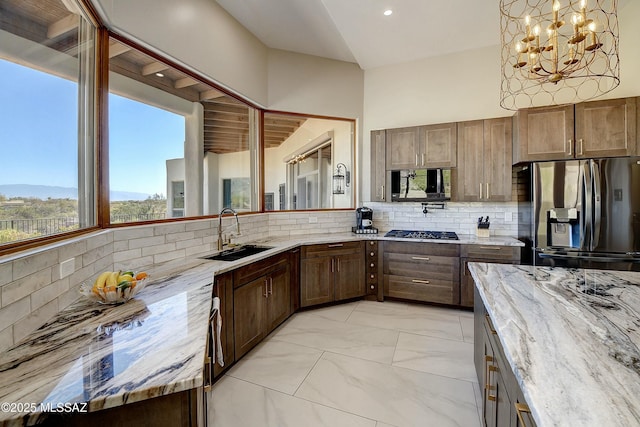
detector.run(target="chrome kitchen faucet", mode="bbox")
[217,207,241,250]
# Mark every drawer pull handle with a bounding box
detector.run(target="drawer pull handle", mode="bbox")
[515,402,532,426]
[479,246,502,250]
[485,314,497,335]
[411,256,430,261]
[412,279,430,284]
[487,365,498,401]
[328,243,344,248]
[484,355,493,400]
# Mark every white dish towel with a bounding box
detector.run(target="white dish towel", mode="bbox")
[211,297,224,367]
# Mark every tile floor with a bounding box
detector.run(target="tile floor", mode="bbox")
[208,300,482,427]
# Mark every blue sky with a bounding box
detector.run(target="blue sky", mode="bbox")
[0,59,184,197]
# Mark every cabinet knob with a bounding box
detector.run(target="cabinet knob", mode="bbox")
[370,274,375,279]
[370,285,375,290]
[370,241,375,246]
[370,263,375,268]
[370,252,375,256]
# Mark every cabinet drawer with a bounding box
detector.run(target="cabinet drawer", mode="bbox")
[384,275,456,305]
[461,245,520,261]
[302,241,363,258]
[384,241,459,257]
[384,252,459,281]
[233,252,289,288]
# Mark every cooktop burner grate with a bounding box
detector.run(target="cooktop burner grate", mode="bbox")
[384,230,459,240]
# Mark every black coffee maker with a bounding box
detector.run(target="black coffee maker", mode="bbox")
[356,207,373,229]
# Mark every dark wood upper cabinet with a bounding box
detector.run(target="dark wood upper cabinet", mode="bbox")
[456,117,512,202]
[386,123,457,170]
[514,97,638,163]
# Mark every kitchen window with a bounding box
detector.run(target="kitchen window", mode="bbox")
[107,37,259,224]
[0,0,97,246]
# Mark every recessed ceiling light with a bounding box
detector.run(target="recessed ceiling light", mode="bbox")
[155,72,164,77]
[383,9,393,16]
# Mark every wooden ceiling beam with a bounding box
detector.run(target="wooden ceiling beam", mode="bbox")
[200,89,225,101]
[175,76,198,89]
[109,41,131,58]
[47,14,79,39]
[141,61,169,76]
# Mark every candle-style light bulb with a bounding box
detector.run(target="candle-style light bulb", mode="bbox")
[552,1,561,27]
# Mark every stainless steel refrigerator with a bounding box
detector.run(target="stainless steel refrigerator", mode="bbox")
[532,158,640,270]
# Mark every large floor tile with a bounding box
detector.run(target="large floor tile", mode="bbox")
[347,301,465,341]
[209,376,376,427]
[226,340,322,394]
[270,314,399,364]
[295,352,480,427]
[460,315,474,343]
[299,301,359,322]
[392,332,476,382]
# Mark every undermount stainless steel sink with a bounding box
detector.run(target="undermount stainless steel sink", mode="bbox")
[202,245,273,261]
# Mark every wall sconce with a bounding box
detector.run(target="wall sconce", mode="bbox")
[333,163,350,195]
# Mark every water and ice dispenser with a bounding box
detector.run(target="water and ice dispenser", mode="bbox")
[547,208,580,248]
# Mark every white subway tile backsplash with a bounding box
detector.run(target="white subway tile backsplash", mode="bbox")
[113,248,142,263]
[154,249,186,264]
[2,268,53,307]
[12,251,58,281]
[113,226,154,241]
[0,263,12,287]
[31,279,69,311]
[0,297,30,330]
[0,325,12,353]
[142,243,178,257]
[128,236,166,250]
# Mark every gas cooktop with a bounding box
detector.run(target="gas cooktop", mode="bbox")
[384,230,459,240]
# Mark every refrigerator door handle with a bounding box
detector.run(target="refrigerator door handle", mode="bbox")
[581,161,592,251]
[592,161,602,250]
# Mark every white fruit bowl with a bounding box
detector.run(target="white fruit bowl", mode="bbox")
[79,276,148,305]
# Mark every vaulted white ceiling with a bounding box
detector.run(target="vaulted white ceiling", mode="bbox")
[215,0,501,70]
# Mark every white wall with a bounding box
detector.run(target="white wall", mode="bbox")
[93,0,269,105]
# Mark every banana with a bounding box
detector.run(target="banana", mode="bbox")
[94,271,112,289]
[118,274,133,282]
[106,271,120,287]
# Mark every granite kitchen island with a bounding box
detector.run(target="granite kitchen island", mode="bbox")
[469,263,640,427]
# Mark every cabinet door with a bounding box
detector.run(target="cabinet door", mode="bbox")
[496,369,513,427]
[266,264,291,333]
[484,328,497,427]
[484,117,513,202]
[460,259,475,308]
[300,256,334,307]
[370,130,387,201]
[420,122,457,167]
[575,97,637,158]
[386,126,421,169]
[515,105,574,162]
[335,252,365,301]
[455,120,484,201]
[234,276,267,359]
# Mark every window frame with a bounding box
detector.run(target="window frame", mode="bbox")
[0,5,357,256]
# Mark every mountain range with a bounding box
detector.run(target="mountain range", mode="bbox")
[0,184,154,201]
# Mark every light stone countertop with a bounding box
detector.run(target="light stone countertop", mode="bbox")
[468,263,640,427]
[0,232,522,426]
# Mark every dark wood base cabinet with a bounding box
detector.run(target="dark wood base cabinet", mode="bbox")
[233,252,293,360]
[460,246,520,308]
[474,287,536,427]
[41,389,202,427]
[383,241,460,305]
[300,242,365,307]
